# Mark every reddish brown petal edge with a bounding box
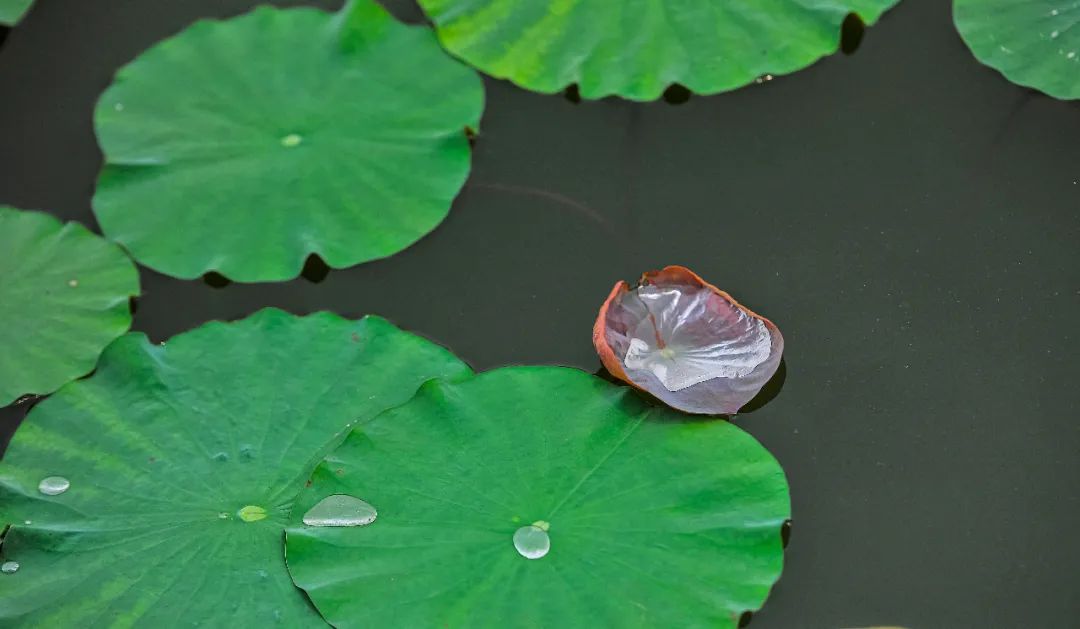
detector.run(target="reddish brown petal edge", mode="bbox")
[592,265,782,395]
[592,279,632,385]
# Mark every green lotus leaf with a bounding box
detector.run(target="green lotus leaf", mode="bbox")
[0,207,138,406]
[0,0,33,26]
[954,0,1080,99]
[92,0,484,282]
[286,366,790,628]
[416,0,901,100]
[0,309,472,626]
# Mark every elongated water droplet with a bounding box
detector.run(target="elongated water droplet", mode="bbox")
[1,561,19,574]
[302,494,377,527]
[281,133,302,147]
[513,521,551,559]
[238,505,267,522]
[38,476,69,496]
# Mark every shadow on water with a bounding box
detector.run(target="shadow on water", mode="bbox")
[840,12,865,55]
[301,254,331,284]
[202,271,231,289]
[563,84,582,104]
[738,358,787,415]
[662,84,692,105]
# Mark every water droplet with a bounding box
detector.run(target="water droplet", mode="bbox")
[513,521,551,559]
[23,520,31,525]
[38,476,70,496]
[218,512,229,520]
[1052,30,1060,39]
[212,452,228,462]
[240,445,255,460]
[1069,51,1077,59]
[114,103,124,111]
[1,561,18,574]
[1051,8,1059,15]
[302,494,377,527]
[281,133,302,147]
[67,279,78,288]
[238,505,268,522]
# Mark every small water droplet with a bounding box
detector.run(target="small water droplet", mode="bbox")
[302,494,377,527]
[67,279,78,288]
[513,521,551,559]
[1051,8,1059,15]
[256,569,268,580]
[23,520,31,525]
[218,512,229,520]
[240,445,255,460]
[1,561,18,574]
[114,103,124,111]
[238,505,267,522]
[1069,51,1077,59]
[38,476,70,496]
[212,452,228,462]
[281,133,302,147]
[1052,30,1060,38]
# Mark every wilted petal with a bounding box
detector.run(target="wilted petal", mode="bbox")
[593,266,784,415]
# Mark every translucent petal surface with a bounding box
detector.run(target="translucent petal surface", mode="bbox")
[0,207,139,405]
[92,0,484,281]
[595,266,783,414]
[0,309,472,626]
[286,367,790,628]
[955,0,1080,99]
[417,0,902,100]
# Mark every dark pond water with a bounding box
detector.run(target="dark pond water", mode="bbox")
[1,0,1077,627]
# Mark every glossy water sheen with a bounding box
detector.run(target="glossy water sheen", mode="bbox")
[622,284,773,391]
[0,561,18,574]
[302,495,377,527]
[0,0,1077,625]
[37,476,69,496]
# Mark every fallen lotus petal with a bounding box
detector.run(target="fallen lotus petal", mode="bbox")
[593,265,784,415]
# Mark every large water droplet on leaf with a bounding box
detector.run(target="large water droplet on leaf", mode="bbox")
[513,521,551,559]
[1,561,19,574]
[302,494,377,527]
[37,476,70,496]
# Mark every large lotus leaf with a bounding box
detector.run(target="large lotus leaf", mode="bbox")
[0,207,138,406]
[954,0,1080,99]
[286,366,790,628]
[0,0,32,25]
[92,0,484,282]
[416,0,901,100]
[0,309,472,626]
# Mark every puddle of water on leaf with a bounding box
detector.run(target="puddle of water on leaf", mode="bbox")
[1,561,19,574]
[513,521,551,559]
[238,505,268,522]
[302,494,377,527]
[37,476,69,496]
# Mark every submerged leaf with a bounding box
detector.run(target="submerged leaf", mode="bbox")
[0,207,139,405]
[594,265,783,415]
[286,366,790,628]
[417,0,901,100]
[954,0,1080,99]
[92,0,484,282]
[0,309,471,626]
